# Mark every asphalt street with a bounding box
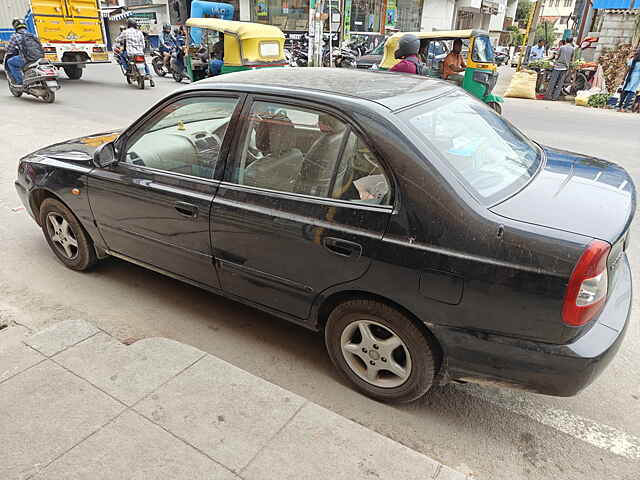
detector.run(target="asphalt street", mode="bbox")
[0,63,639,480]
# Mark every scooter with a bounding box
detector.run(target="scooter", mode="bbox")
[4,56,59,103]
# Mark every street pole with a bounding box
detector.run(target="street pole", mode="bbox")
[517,0,543,71]
[329,0,333,67]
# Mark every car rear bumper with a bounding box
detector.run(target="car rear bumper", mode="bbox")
[432,254,632,396]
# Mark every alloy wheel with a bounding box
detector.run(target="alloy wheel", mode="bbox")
[46,213,79,260]
[340,320,412,388]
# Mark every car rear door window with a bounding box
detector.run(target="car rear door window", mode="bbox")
[229,101,391,205]
[123,96,239,180]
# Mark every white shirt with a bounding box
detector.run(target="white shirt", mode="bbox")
[530,45,545,61]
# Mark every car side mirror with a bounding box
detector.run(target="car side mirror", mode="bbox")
[93,141,117,168]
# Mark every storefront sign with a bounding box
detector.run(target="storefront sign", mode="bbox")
[481,1,499,15]
[386,0,397,28]
[255,1,268,17]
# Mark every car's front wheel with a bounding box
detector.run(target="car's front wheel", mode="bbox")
[325,299,438,403]
[39,198,97,271]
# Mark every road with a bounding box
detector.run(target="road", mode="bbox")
[1,64,639,480]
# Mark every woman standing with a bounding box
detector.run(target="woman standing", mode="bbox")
[618,48,640,112]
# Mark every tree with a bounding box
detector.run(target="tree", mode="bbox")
[507,25,524,46]
[535,21,557,47]
[516,1,533,26]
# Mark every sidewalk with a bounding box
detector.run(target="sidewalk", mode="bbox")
[0,319,468,480]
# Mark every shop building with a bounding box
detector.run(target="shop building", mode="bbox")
[489,0,519,45]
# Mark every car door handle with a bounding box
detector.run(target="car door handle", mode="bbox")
[175,201,198,218]
[323,237,362,259]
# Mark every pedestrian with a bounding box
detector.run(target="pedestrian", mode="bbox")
[5,18,44,86]
[617,48,640,112]
[390,34,426,75]
[545,37,574,101]
[529,40,545,62]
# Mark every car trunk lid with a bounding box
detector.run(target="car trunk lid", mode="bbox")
[490,146,636,245]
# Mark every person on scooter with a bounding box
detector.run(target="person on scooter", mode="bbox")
[5,18,44,87]
[390,34,426,75]
[159,24,177,69]
[116,18,154,86]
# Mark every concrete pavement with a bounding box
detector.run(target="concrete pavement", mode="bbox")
[0,319,466,480]
[1,63,640,480]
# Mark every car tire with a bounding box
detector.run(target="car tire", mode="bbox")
[325,299,438,403]
[63,66,83,80]
[39,198,97,271]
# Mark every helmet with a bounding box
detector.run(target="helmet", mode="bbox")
[395,34,420,59]
[163,23,171,32]
[126,18,138,29]
[119,25,126,32]
[12,17,27,31]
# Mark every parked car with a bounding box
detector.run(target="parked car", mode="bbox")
[15,69,634,403]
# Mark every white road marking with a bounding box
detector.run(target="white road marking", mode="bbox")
[459,384,640,460]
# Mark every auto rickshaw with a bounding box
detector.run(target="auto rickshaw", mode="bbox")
[379,30,504,113]
[183,18,287,82]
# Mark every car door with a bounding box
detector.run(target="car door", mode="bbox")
[211,97,394,319]
[88,93,243,288]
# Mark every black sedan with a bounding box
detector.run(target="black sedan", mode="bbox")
[15,69,634,403]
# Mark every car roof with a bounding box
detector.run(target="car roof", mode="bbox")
[185,18,285,40]
[194,68,454,111]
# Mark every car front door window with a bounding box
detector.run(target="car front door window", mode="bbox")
[124,96,239,179]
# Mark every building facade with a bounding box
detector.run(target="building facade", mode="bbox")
[540,0,577,36]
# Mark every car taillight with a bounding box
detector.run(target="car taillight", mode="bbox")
[44,46,56,54]
[562,240,611,327]
[133,55,145,62]
[92,46,104,53]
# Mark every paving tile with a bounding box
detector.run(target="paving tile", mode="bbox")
[35,410,239,480]
[0,361,124,480]
[54,333,204,405]
[134,355,305,472]
[0,341,44,383]
[242,402,440,480]
[24,319,99,357]
[436,465,470,480]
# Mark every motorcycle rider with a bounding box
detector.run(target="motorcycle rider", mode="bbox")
[159,23,177,69]
[390,34,426,75]
[5,18,44,87]
[116,18,154,86]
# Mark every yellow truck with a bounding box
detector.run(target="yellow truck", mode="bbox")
[0,0,108,80]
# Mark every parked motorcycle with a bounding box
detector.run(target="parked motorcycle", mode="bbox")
[323,45,357,68]
[116,48,154,89]
[4,57,59,103]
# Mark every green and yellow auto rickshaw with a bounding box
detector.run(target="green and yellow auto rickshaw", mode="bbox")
[183,18,287,82]
[379,30,504,113]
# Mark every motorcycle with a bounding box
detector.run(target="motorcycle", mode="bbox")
[322,45,357,68]
[4,56,59,103]
[116,47,154,89]
[151,48,185,82]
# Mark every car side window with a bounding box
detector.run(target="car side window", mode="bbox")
[123,96,239,180]
[229,101,390,205]
[331,132,391,206]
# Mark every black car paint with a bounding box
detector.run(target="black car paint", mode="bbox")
[15,70,634,396]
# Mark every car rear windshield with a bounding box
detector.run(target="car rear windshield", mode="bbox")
[400,93,541,205]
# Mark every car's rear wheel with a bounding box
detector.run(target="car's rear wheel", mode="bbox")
[39,198,97,271]
[325,299,437,403]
